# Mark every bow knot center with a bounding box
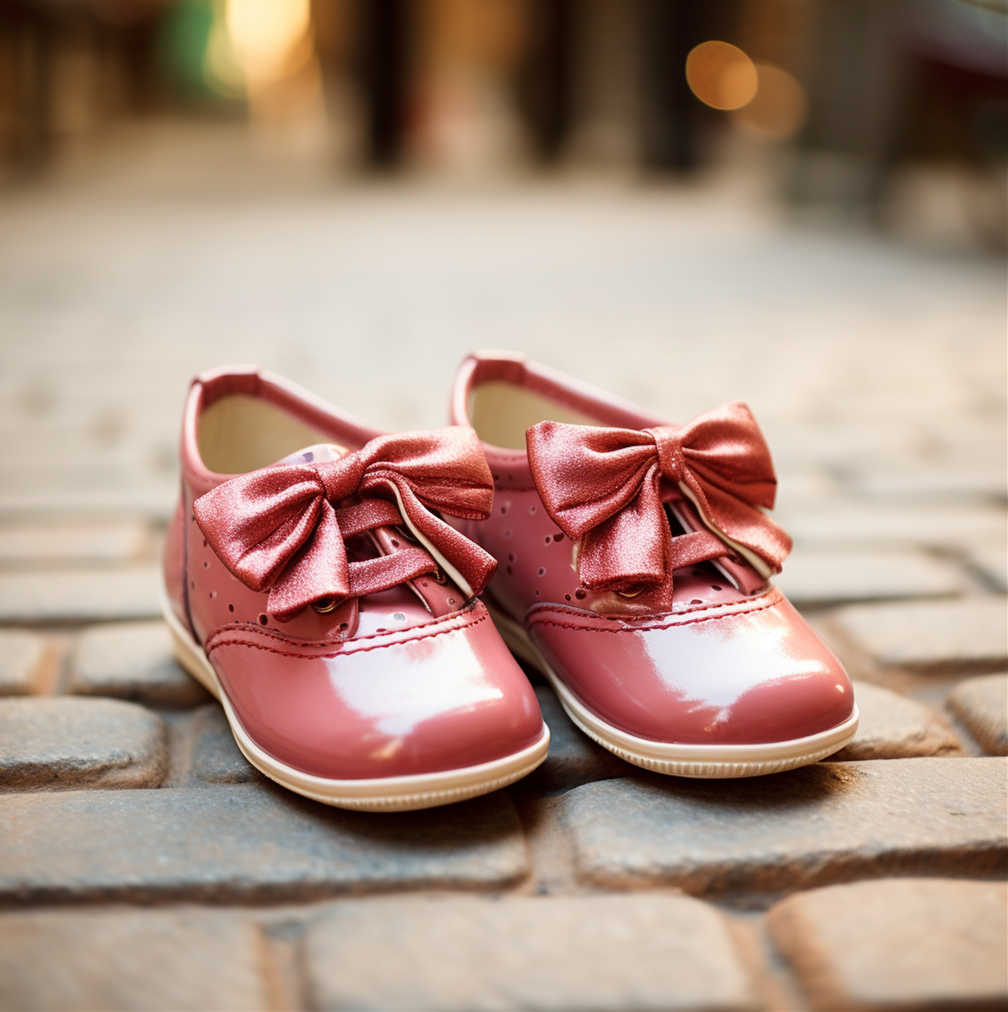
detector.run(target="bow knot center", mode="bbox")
[317,457,364,504]
[648,426,686,483]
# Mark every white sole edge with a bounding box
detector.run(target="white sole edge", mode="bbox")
[486,601,859,779]
[160,585,550,811]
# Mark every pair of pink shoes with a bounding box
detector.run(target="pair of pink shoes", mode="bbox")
[162,353,858,811]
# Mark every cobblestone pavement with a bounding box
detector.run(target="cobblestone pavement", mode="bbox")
[0,124,1006,1010]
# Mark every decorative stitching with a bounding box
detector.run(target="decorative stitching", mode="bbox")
[205,600,481,650]
[207,624,346,649]
[527,588,781,633]
[526,585,777,623]
[208,611,488,659]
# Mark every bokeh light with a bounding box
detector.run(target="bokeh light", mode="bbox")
[685,41,758,112]
[225,0,311,84]
[204,1,245,98]
[733,63,809,140]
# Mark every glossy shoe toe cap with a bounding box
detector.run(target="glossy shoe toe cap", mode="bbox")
[530,590,854,747]
[208,606,544,781]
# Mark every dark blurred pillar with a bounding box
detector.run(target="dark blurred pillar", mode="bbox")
[0,4,53,171]
[637,0,700,170]
[517,0,573,162]
[789,0,903,206]
[357,0,410,167]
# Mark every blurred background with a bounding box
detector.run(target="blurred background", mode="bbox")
[0,0,1004,525]
[1,0,1006,243]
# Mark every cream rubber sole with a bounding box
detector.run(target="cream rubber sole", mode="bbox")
[486,601,859,779]
[161,586,550,811]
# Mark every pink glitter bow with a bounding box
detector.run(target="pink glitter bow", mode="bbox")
[526,402,792,591]
[193,428,497,620]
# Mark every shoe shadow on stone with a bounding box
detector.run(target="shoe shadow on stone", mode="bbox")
[613,759,864,812]
[521,684,637,794]
[190,704,266,786]
[190,703,527,863]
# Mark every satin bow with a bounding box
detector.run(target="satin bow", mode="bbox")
[526,402,791,591]
[193,428,497,620]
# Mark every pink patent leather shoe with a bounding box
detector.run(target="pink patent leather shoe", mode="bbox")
[162,366,548,810]
[449,352,858,778]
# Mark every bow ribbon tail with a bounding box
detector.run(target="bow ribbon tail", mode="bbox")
[677,474,791,578]
[266,501,351,620]
[380,476,497,597]
[577,469,669,590]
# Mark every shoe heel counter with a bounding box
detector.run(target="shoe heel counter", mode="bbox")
[162,496,191,632]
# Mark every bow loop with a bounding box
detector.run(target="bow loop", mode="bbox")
[194,427,497,620]
[675,401,779,511]
[526,402,791,592]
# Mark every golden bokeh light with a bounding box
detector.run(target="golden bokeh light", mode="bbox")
[733,63,809,140]
[226,0,311,84]
[204,7,245,97]
[685,41,758,112]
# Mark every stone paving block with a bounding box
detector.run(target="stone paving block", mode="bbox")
[191,703,262,783]
[0,784,529,903]
[832,596,1008,673]
[0,697,168,790]
[523,686,633,792]
[775,548,965,607]
[0,486,175,525]
[767,878,1008,1012]
[851,469,1008,505]
[0,629,45,695]
[556,758,1007,894]
[969,545,1008,592]
[0,565,161,623]
[70,620,210,707]
[0,521,149,566]
[831,680,961,760]
[0,907,267,1012]
[947,673,1008,756]
[780,504,1008,553]
[305,894,762,1012]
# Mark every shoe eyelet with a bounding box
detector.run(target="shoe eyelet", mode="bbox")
[313,597,339,614]
[433,568,448,585]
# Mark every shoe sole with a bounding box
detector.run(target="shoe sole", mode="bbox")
[486,600,859,779]
[161,585,550,812]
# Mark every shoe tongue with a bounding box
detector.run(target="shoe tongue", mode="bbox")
[273,443,350,467]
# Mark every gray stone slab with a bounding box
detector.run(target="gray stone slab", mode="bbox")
[0,784,529,903]
[0,565,161,623]
[832,596,1008,673]
[0,697,168,790]
[191,703,262,784]
[831,680,961,760]
[0,487,175,525]
[0,630,45,696]
[557,758,1007,894]
[523,686,633,792]
[947,673,1008,756]
[776,548,965,607]
[780,505,1008,553]
[767,878,1008,1012]
[0,908,267,1012]
[70,620,210,707]
[969,545,1008,592]
[305,894,761,1012]
[851,469,1008,505]
[0,521,149,566]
